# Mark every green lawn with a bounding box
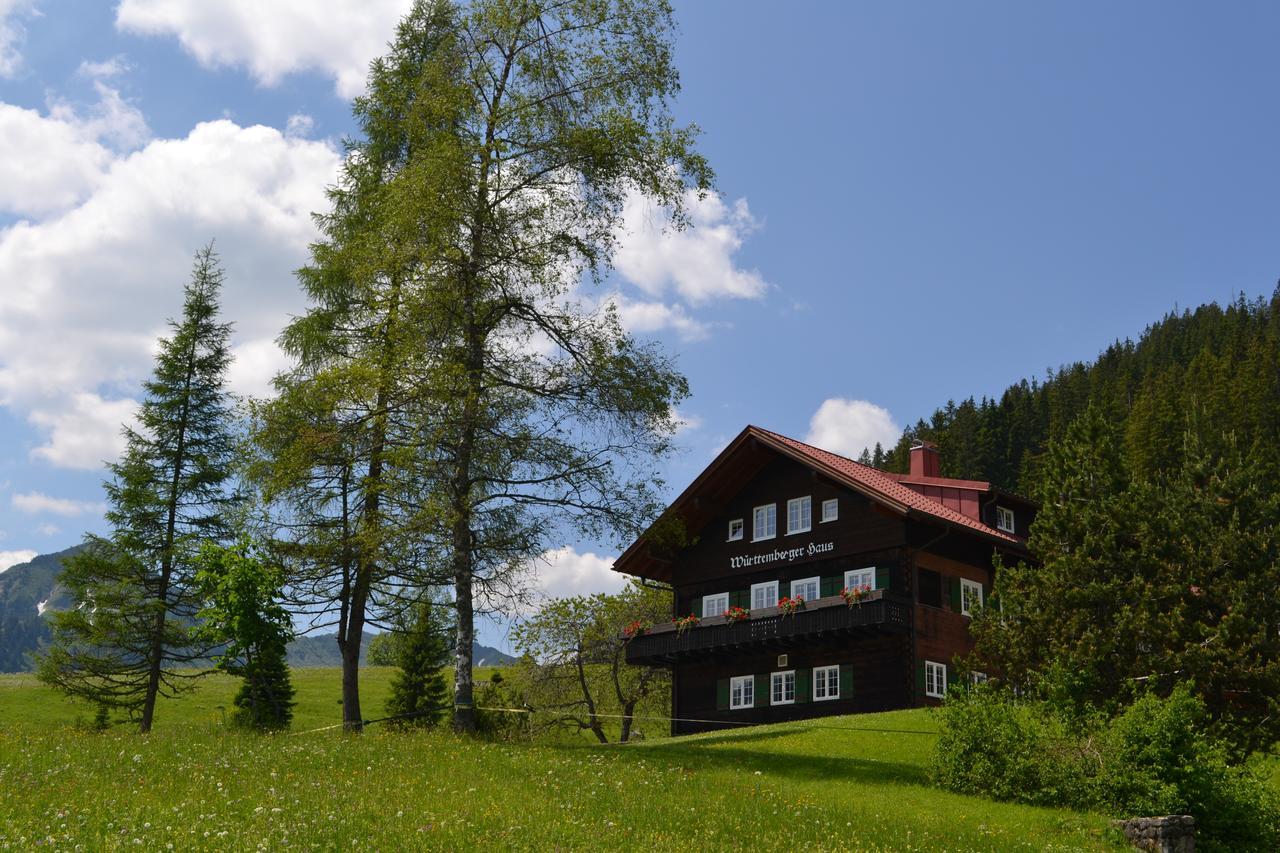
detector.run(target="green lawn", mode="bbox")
[0,669,1126,851]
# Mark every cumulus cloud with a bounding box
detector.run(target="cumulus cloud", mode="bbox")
[0,111,342,470]
[805,398,902,460]
[116,0,413,98]
[77,55,131,79]
[533,546,625,601]
[284,112,314,139]
[0,549,37,572]
[0,0,35,78]
[12,491,105,516]
[614,189,768,306]
[0,84,148,218]
[604,292,710,342]
[35,523,59,536]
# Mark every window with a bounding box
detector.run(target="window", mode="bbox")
[702,593,729,618]
[727,518,743,541]
[751,580,779,611]
[771,670,795,705]
[821,498,838,523]
[844,567,875,592]
[813,665,840,701]
[791,576,819,601]
[752,504,776,541]
[729,675,754,709]
[925,660,947,699]
[918,568,942,608]
[996,505,1015,534]
[786,496,811,534]
[960,578,983,617]
[969,671,988,687]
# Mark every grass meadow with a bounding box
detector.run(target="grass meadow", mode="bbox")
[0,668,1132,851]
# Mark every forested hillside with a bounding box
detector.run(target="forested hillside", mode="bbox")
[876,289,1280,494]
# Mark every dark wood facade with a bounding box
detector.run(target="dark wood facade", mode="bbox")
[616,427,1032,735]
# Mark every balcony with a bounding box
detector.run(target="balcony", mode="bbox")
[625,590,912,665]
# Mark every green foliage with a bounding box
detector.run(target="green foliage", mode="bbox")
[384,602,452,728]
[38,247,238,731]
[934,685,1280,851]
[973,403,1280,754]
[195,539,295,730]
[512,581,670,742]
[365,632,401,667]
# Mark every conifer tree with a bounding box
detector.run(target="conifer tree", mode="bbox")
[39,246,238,732]
[384,600,452,728]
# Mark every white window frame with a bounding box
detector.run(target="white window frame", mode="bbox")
[821,498,838,523]
[729,675,754,710]
[959,578,984,617]
[771,670,795,705]
[790,576,820,601]
[969,671,988,687]
[752,504,776,542]
[727,518,743,542]
[995,505,1015,533]
[925,660,947,699]
[786,496,812,535]
[813,665,840,701]
[844,567,875,592]
[751,580,779,611]
[702,592,729,619]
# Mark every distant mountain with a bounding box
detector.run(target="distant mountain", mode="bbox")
[287,632,516,668]
[0,546,517,672]
[0,546,81,672]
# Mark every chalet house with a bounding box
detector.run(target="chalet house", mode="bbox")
[615,425,1034,735]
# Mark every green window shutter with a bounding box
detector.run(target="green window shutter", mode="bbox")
[948,577,962,611]
[730,589,749,610]
[916,659,926,699]
[689,596,702,617]
[795,669,810,704]
[820,575,841,598]
[839,664,854,700]
[754,673,770,708]
[875,566,890,592]
[716,678,729,711]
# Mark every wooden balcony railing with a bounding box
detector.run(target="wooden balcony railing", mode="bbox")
[624,590,912,665]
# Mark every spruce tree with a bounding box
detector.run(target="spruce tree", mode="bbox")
[384,601,452,728]
[38,245,238,733]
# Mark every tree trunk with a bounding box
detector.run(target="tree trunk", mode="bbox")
[620,699,637,743]
[453,569,475,732]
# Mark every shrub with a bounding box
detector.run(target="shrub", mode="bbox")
[932,684,1280,852]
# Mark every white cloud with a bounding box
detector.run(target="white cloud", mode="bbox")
[285,112,314,139]
[671,409,702,436]
[77,55,130,79]
[805,398,902,460]
[0,549,37,572]
[0,83,148,218]
[35,523,59,536]
[533,546,625,601]
[614,189,769,306]
[0,0,35,78]
[605,293,710,342]
[12,491,104,516]
[0,114,342,470]
[116,0,413,98]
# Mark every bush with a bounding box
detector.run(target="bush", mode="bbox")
[933,684,1280,852]
[474,673,530,741]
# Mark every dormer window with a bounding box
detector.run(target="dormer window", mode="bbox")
[995,506,1015,534]
[727,518,743,541]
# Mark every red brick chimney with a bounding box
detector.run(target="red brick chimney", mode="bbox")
[909,441,940,478]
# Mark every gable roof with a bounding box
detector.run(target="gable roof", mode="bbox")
[614,424,1026,582]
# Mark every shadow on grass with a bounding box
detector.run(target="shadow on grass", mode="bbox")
[558,727,931,788]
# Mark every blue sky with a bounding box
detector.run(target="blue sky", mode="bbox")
[2,2,1278,645]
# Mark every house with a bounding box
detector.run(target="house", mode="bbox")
[615,425,1034,734]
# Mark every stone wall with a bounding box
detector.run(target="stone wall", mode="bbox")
[1112,815,1195,852]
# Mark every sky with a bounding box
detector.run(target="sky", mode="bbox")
[2,1,1279,647]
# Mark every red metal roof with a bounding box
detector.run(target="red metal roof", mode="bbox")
[748,426,1022,545]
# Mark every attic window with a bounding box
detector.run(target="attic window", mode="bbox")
[727,518,743,541]
[995,506,1015,533]
[821,498,838,522]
